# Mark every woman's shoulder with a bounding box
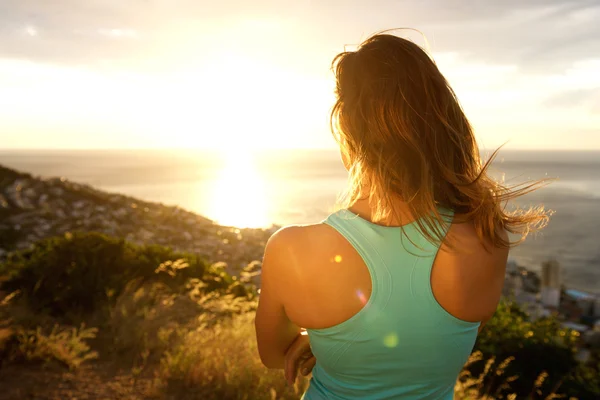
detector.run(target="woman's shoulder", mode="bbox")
[261,223,344,306]
[266,222,329,247]
[263,223,336,267]
[432,217,509,323]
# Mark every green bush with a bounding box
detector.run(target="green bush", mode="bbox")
[471,300,600,399]
[0,232,243,320]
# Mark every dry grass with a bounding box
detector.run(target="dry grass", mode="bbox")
[108,279,202,359]
[0,289,98,370]
[157,312,310,400]
[107,277,256,358]
[4,323,98,369]
[455,351,575,400]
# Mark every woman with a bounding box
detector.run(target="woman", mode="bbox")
[255,32,549,399]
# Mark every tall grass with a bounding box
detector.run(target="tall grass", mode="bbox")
[157,312,309,400]
[4,323,98,369]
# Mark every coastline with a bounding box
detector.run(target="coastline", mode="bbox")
[0,164,274,284]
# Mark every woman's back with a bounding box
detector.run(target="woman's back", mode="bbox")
[306,208,479,399]
[271,204,508,399]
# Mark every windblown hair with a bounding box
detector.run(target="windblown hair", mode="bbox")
[331,32,551,248]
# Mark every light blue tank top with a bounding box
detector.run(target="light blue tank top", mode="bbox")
[303,209,480,400]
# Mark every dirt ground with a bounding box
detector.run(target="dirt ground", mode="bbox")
[0,363,158,400]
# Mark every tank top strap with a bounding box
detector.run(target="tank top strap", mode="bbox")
[319,210,394,332]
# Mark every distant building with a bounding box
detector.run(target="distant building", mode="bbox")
[563,298,584,322]
[541,260,561,308]
[565,289,596,317]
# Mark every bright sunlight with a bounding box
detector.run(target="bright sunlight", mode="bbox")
[207,149,270,228]
[159,52,335,150]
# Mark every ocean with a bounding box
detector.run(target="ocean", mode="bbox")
[1,149,599,294]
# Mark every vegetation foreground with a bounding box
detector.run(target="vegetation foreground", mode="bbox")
[0,233,598,400]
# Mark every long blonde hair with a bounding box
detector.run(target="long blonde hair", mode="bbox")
[330,33,551,248]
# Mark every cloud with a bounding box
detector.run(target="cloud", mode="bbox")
[543,88,600,114]
[0,1,155,66]
[0,0,306,67]
[0,0,599,74]
[307,0,600,71]
[417,0,600,73]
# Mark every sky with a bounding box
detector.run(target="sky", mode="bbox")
[0,0,599,150]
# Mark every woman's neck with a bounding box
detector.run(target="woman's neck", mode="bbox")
[348,198,416,227]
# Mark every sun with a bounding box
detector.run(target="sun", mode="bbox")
[206,149,271,228]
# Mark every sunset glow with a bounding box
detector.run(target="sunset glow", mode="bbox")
[207,149,270,228]
[0,2,598,150]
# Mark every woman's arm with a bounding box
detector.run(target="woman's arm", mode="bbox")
[255,227,303,369]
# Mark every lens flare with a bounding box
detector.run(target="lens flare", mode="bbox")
[383,333,399,348]
[356,289,368,305]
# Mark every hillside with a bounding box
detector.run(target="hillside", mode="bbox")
[0,164,272,278]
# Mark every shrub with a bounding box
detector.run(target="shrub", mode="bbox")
[472,300,600,399]
[0,232,242,320]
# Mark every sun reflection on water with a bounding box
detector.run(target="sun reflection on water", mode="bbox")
[207,150,270,228]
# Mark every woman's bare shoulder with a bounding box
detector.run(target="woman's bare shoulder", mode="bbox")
[432,218,509,323]
[263,223,337,272]
[261,223,342,305]
[266,223,332,249]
